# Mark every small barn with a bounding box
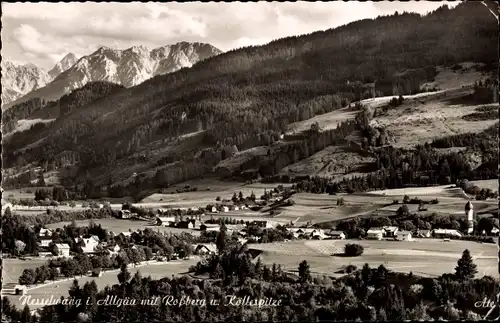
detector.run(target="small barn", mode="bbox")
[157,216,176,227]
[195,244,217,255]
[326,230,346,240]
[432,229,462,238]
[396,230,412,241]
[366,228,383,240]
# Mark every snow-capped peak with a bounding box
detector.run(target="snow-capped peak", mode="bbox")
[48,53,79,79]
[4,42,223,107]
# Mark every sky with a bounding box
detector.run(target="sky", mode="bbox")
[1,1,460,71]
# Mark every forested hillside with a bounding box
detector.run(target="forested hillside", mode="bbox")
[2,82,125,134]
[2,2,497,198]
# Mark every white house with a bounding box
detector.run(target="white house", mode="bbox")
[366,228,384,240]
[310,229,327,240]
[326,230,346,240]
[157,216,176,227]
[80,238,99,253]
[416,230,432,238]
[211,206,218,213]
[222,206,229,213]
[234,206,240,211]
[55,243,70,257]
[108,244,121,255]
[433,229,462,238]
[38,239,52,248]
[491,227,499,236]
[194,243,217,255]
[38,228,53,237]
[120,232,132,237]
[119,210,132,219]
[396,230,413,241]
[250,220,275,229]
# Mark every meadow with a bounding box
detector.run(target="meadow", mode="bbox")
[251,238,497,278]
[3,257,200,310]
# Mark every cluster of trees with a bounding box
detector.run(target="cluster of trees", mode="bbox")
[281,135,497,195]
[344,243,364,257]
[462,105,497,121]
[3,2,497,196]
[33,187,69,202]
[1,209,115,256]
[18,245,154,286]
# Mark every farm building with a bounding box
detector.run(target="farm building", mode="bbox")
[396,231,413,241]
[38,239,52,248]
[38,228,53,237]
[432,229,462,238]
[366,228,384,240]
[310,229,327,240]
[157,216,176,227]
[119,210,134,219]
[250,220,274,229]
[234,206,240,211]
[416,230,432,238]
[177,219,199,229]
[120,232,132,237]
[80,237,99,253]
[200,224,220,232]
[194,243,217,255]
[491,227,499,236]
[222,206,229,213]
[55,243,70,257]
[326,230,346,240]
[382,226,399,238]
[210,206,218,213]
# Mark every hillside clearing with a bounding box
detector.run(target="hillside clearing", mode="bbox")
[279,145,375,178]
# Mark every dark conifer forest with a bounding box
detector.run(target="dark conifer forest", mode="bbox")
[2,2,498,200]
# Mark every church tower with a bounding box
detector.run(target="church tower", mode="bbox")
[465,201,474,234]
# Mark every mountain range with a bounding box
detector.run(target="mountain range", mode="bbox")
[2,42,222,108]
[2,1,498,198]
[1,60,54,105]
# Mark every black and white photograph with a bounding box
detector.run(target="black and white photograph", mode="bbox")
[1,1,499,322]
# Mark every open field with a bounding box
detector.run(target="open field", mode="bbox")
[215,146,269,172]
[2,258,49,284]
[279,145,375,178]
[273,193,390,225]
[273,187,498,225]
[470,179,498,192]
[421,63,487,90]
[251,238,497,278]
[45,218,202,236]
[141,180,292,207]
[3,257,200,311]
[372,88,497,148]
[286,106,358,135]
[367,185,468,197]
